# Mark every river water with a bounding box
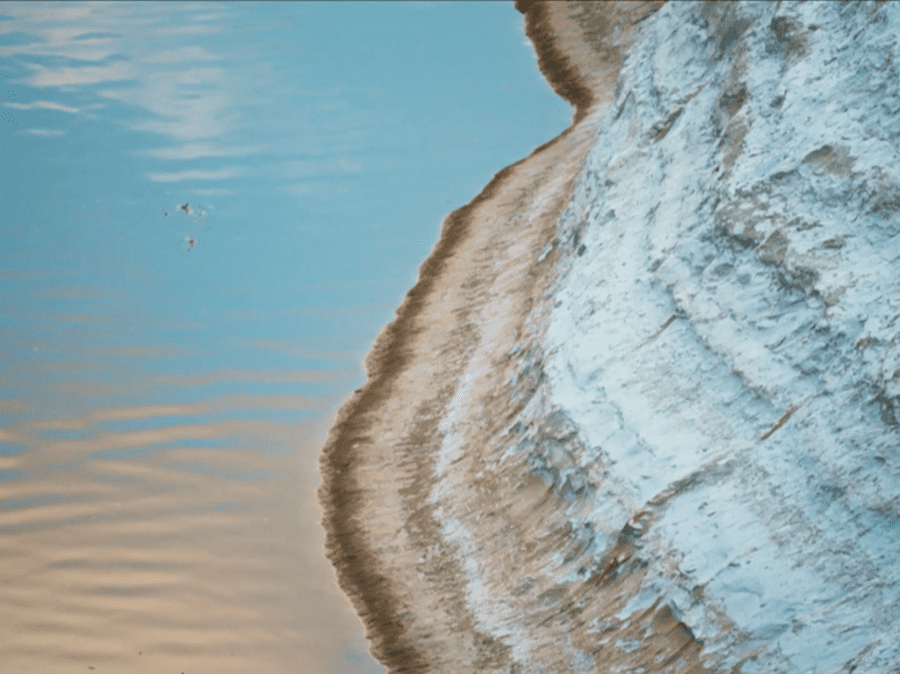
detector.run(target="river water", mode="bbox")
[0,2,569,672]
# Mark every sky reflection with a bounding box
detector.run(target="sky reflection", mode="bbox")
[0,2,571,672]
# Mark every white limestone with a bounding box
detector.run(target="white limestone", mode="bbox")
[530,2,900,671]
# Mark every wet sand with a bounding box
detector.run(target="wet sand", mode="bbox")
[317,3,712,672]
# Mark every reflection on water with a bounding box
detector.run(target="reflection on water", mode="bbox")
[1,331,378,672]
[0,1,571,672]
[0,405,338,673]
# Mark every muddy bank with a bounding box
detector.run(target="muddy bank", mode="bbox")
[317,3,676,673]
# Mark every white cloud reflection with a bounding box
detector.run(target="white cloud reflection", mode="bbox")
[0,1,257,183]
[27,61,133,87]
[146,167,244,183]
[23,128,63,136]
[143,46,220,65]
[1,1,370,189]
[6,100,80,113]
[141,142,267,161]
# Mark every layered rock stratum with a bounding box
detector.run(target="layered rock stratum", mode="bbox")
[319,2,900,672]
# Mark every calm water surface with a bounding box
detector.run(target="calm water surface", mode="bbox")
[0,2,570,672]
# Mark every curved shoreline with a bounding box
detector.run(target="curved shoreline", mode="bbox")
[317,154,539,674]
[317,3,662,672]
[319,3,900,672]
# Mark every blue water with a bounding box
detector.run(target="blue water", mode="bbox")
[0,2,570,672]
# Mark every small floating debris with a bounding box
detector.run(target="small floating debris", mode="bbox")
[175,202,208,224]
[165,202,209,224]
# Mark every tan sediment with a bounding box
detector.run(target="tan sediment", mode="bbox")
[317,2,708,673]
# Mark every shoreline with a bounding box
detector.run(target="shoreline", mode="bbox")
[317,3,662,671]
[320,2,900,671]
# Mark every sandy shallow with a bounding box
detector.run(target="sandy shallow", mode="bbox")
[315,3,710,673]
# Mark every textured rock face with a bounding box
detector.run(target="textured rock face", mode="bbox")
[544,2,900,671]
[320,2,900,672]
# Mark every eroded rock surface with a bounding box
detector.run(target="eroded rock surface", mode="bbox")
[320,2,900,672]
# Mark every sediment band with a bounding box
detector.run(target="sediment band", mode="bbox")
[318,3,672,672]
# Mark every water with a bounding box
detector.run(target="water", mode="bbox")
[0,2,570,672]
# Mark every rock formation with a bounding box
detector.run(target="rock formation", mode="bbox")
[319,2,900,672]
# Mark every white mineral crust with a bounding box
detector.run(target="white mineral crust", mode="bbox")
[538,2,900,671]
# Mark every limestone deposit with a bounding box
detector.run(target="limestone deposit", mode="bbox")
[319,2,900,672]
